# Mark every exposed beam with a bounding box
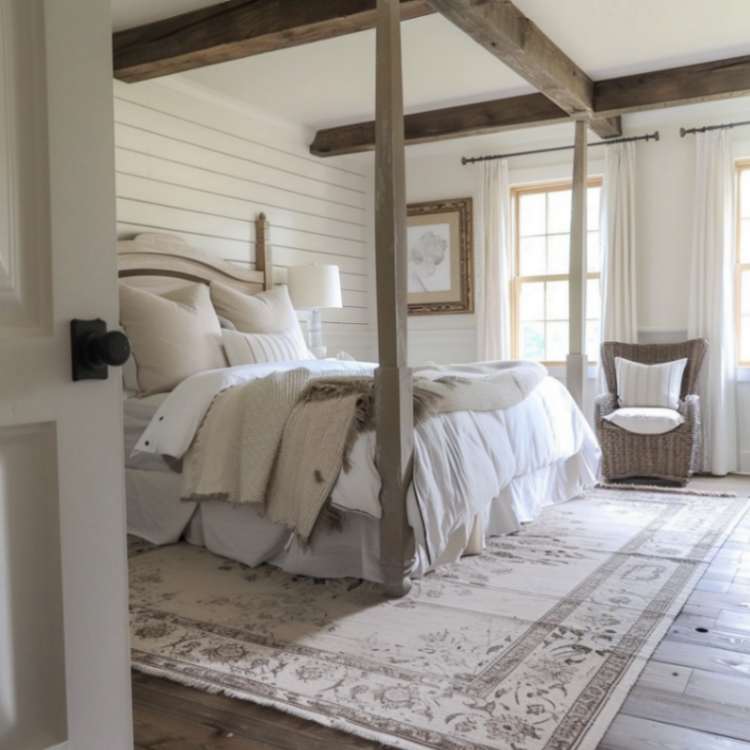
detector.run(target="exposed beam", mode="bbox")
[427,0,622,140]
[591,115,622,139]
[594,54,750,115]
[113,0,434,82]
[312,92,570,156]
[310,53,750,156]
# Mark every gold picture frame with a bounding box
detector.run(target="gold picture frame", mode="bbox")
[407,197,474,315]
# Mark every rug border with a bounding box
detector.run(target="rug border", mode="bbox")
[569,495,750,750]
[130,495,750,750]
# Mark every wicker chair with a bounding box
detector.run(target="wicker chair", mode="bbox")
[595,339,708,485]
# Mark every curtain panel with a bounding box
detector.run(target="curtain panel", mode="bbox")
[687,130,738,475]
[478,160,512,360]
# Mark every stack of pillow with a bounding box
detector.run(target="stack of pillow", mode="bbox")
[602,356,688,434]
[119,280,313,396]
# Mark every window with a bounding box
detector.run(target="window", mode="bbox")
[738,161,750,365]
[512,180,602,363]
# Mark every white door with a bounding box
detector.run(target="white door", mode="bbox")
[0,1,133,748]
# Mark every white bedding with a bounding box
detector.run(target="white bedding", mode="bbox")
[127,359,601,578]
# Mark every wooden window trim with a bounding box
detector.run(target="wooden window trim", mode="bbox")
[511,177,602,366]
[738,160,750,366]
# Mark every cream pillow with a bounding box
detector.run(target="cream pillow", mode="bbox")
[119,282,226,395]
[615,357,687,410]
[222,329,315,366]
[211,282,306,337]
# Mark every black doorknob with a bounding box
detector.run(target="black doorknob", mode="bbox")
[71,319,131,381]
[87,330,130,367]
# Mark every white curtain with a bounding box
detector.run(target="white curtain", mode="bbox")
[600,141,638,344]
[478,160,512,360]
[687,130,738,475]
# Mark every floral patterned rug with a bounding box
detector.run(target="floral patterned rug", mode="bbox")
[129,488,748,750]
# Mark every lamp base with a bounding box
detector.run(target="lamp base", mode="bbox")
[307,309,326,359]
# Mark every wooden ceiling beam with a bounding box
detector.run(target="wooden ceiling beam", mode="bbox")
[426,0,621,139]
[594,54,750,115]
[113,0,435,82]
[428,0,593,114]
[311,92,569,156]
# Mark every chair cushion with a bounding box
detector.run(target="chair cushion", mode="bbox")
[615,356,687,409]
[603,407,685,435]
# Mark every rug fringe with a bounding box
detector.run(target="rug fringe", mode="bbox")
[596,482,737,498]
[131,661,428,750]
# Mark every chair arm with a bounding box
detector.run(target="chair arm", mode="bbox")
[594,393,618,424]
[678,394,700,426]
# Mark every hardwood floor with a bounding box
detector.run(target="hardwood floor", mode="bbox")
[133,475,750,750]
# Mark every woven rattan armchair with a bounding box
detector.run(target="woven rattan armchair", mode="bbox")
[595,339,708,485]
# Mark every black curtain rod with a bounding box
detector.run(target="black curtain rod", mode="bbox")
[461,131,660,166]
[680,119,750,137]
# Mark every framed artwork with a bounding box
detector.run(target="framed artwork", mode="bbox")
[406,197,474,315]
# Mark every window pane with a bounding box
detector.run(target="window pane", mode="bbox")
[587,186,601,231]
[586,277,601,320]
[586,320,600,362]
[519,192,545,236]
[547,234,570,274]
[546,280,568,320]
[520,236,546,275]
[520,282,544,321]
[521,322,545,360]
[742,316,750,362]
[741,169,750,218]
[741,219,750,263]
[546,321,568,361]
[587,231,601,273]
[548,189,571,234]
[743,270,750,316]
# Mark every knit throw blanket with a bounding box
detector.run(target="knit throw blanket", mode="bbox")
[181,361,546,542]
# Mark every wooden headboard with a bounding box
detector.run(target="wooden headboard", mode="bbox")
[117,213,272,294]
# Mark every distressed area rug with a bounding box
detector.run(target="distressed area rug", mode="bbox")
[129,489,748,750]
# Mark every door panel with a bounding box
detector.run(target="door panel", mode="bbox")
[0,1,133,748]
[0,424,66,750]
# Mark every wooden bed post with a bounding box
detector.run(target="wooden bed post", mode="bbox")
[255,212,273,290]
[374,0,414,598]
[566,119,588,406]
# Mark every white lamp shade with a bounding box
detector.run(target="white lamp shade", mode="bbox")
[287,264,343,309]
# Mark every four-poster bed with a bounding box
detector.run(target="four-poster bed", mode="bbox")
[117,0,602,598]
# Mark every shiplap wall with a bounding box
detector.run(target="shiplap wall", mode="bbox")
[113,79,374,360]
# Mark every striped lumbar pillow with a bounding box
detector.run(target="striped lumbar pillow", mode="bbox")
[222,328,314,366]
[614,356,688,410]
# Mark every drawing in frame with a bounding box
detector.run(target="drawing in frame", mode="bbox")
[407,197,474,315]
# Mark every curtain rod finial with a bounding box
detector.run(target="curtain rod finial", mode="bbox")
[679,128,687,138]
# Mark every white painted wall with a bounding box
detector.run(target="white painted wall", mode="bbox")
[112,78,374,360]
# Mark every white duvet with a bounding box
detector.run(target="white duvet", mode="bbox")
[133,359,600,569]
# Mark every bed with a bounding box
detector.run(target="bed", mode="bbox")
[120,219,601,590]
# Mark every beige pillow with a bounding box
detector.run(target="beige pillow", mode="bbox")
[211,281,305,338]
[222,329,314,366]
[119,282,226,395]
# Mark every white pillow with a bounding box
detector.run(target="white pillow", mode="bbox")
[615,356,687,410]
[119,282,226,395]
[222,329,314,366]
[603,407,685,435]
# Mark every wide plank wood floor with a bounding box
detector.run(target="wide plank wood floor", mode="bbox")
[133,475,750,750]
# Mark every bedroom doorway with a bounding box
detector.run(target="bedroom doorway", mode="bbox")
[0,0,133,747]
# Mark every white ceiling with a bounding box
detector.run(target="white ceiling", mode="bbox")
[111,0,750,130]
